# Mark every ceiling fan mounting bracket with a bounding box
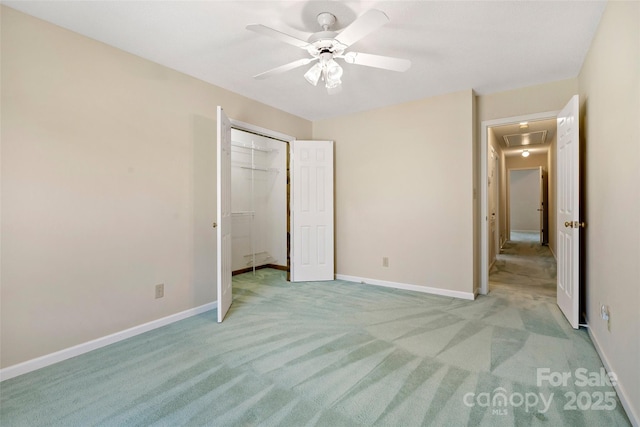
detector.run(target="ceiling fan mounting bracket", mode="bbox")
[316,12,337,31]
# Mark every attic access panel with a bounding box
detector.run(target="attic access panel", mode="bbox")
[503,130,547,147]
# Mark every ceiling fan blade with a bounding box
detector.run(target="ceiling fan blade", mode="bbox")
[335,9,389,48]
[246,24,309,48]
[342,52,411,72]
[253,58,314,80]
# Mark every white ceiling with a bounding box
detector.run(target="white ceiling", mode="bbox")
[5,1,606,121]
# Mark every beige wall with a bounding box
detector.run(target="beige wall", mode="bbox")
[505,152,547,170]
[313,90,475,296]
[578,0,640,421]
[0,7,311,368]
[477,78,579,123]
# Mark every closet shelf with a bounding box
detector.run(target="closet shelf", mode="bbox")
[238,166,279,173]
[232,211,255,216]
[231,142,276,153]
[243,251,275,266]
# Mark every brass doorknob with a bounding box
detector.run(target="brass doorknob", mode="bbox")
[565,221,586,228]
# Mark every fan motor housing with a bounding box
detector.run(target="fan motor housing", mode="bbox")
[308,31,338,44]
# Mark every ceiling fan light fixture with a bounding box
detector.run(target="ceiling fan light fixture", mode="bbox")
[304,63,322,86]
[325,59,343,88]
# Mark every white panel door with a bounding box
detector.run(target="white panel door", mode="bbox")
[216,106,232,322]
[290,140,334,282]
[557,95,580,329]
[489,147,498,265]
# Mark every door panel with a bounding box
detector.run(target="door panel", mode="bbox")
[291,140,334,282]
[217,106,232,322]
[557,95,580,329]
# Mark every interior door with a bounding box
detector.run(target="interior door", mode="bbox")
[290,140,334,282]
[557,95,580,329]
[216,106,232,322]
[488,147,498,265]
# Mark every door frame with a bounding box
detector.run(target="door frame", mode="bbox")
[479,110,558,295]
[230,119,295,146]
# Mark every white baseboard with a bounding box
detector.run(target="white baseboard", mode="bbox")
[0,301,217,382]
[335,274,475,301]
[588,327,639,426]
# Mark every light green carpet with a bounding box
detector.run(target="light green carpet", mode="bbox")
[0,242,631,426]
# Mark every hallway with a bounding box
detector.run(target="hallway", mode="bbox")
[489,231,556,299]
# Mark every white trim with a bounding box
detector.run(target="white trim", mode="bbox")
[230,119,295,143]
[588,327,639,426]
[336,274,475,301]
[480,110,559,295]
[0,302,216,382]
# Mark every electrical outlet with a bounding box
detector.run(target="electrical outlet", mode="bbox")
[155,283,164,299]
[601,304,610,331]
[600,304,609,320]
[382,257,389,267]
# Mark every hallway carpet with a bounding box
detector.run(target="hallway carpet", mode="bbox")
[1,245,631,425]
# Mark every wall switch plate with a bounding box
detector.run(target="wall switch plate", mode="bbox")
[382,257,389,267]
[155,283,164,299]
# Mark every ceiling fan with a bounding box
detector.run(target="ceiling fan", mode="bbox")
[247,9,411,94]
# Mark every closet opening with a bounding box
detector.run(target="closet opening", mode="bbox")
[230,128,290,279]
